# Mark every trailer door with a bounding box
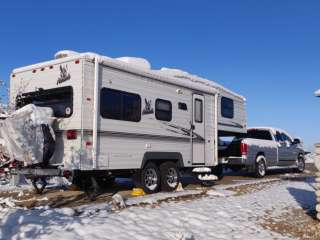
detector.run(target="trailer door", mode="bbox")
[192,94,205,164]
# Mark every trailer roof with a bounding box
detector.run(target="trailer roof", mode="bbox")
[12,51,245,101]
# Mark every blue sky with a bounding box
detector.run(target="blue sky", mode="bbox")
[0,0,319,150]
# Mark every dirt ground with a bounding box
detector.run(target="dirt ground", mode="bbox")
[1,163,319,240]
[0,164,316,208]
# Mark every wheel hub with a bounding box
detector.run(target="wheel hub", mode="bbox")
[144,169,158,191]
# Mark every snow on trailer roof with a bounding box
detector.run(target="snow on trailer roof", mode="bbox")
[12,50,245,101]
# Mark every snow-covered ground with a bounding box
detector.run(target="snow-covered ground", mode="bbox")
[0,176,316,240]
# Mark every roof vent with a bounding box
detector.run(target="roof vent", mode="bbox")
[54,50,80,59]
[116,57,151,70]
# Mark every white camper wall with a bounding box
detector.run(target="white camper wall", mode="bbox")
[81,60,218,170]
[217,91,247,135]
[10,59,84,169]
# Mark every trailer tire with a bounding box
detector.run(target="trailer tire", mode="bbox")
[141,162,161,194]
[41,124,55,166]
[254,155,266,178]
[160,161,180,192]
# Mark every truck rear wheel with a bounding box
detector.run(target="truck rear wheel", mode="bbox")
[141,162,161,194]
[296,155,305,173]
[254,155,266,178]
[160,161,180,192]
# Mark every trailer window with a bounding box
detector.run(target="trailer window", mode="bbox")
[178,102,188,111]
[16,86,73,118]
[155,99,172,121]
[194,99,203,123]
[221,97,234,119]
[100,88,141,122]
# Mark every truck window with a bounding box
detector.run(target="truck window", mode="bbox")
[100,88,141,122]
[246,130,273,140]
[16,86,73,118]
[275,131,283,142]
[221,97,234,119]
[155,99,172,121]
[281,132,292,143]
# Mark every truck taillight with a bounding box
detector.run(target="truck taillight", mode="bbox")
[66,130,77,140]
[241,142,248,156]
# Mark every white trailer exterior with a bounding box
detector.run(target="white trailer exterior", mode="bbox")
[10,50,246,193]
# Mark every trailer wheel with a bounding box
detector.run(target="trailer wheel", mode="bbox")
[141,162,161,194]
[41,124,55,166]
[160,161,180,192]
[254,155,266,178]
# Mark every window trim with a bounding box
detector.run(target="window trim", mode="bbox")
[221,96,234,119]
[194,98,203,123]
[155,98,172,122]
[100,87,142,122]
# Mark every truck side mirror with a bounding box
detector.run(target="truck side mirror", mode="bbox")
[293,138,301,145]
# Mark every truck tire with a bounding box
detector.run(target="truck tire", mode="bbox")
[296,155,305,173]
[254,155,266,178]
[141,162,161,194]
[160,161,180,192]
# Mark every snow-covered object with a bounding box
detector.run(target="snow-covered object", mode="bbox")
[192,167,211,173]
[198,174,218,181]
[116,57,151,70]
[159,67,244,100]
[112,194,126,209]
[315,89,320,97]
[0,104,55,166]
[54,50,80,59]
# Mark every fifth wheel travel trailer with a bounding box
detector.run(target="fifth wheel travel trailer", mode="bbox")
[8,50,247,194]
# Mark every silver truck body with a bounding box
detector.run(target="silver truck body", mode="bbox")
[221,127,305,172]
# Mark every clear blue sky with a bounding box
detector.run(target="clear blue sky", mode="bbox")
[0,0,319,150]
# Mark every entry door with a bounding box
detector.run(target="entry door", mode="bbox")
[192,94,205,164]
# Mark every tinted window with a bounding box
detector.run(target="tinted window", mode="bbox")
[100,88,141,122]
[246,130,273,140]
[155,99,172,121]
[281,133,292,143]
[194,99,203,123]
[275,131,283,142]
[16,86,73,118]
[221,97,234,119]
[178,102,188,111]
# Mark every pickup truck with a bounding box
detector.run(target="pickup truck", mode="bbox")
[219,127,305,177]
